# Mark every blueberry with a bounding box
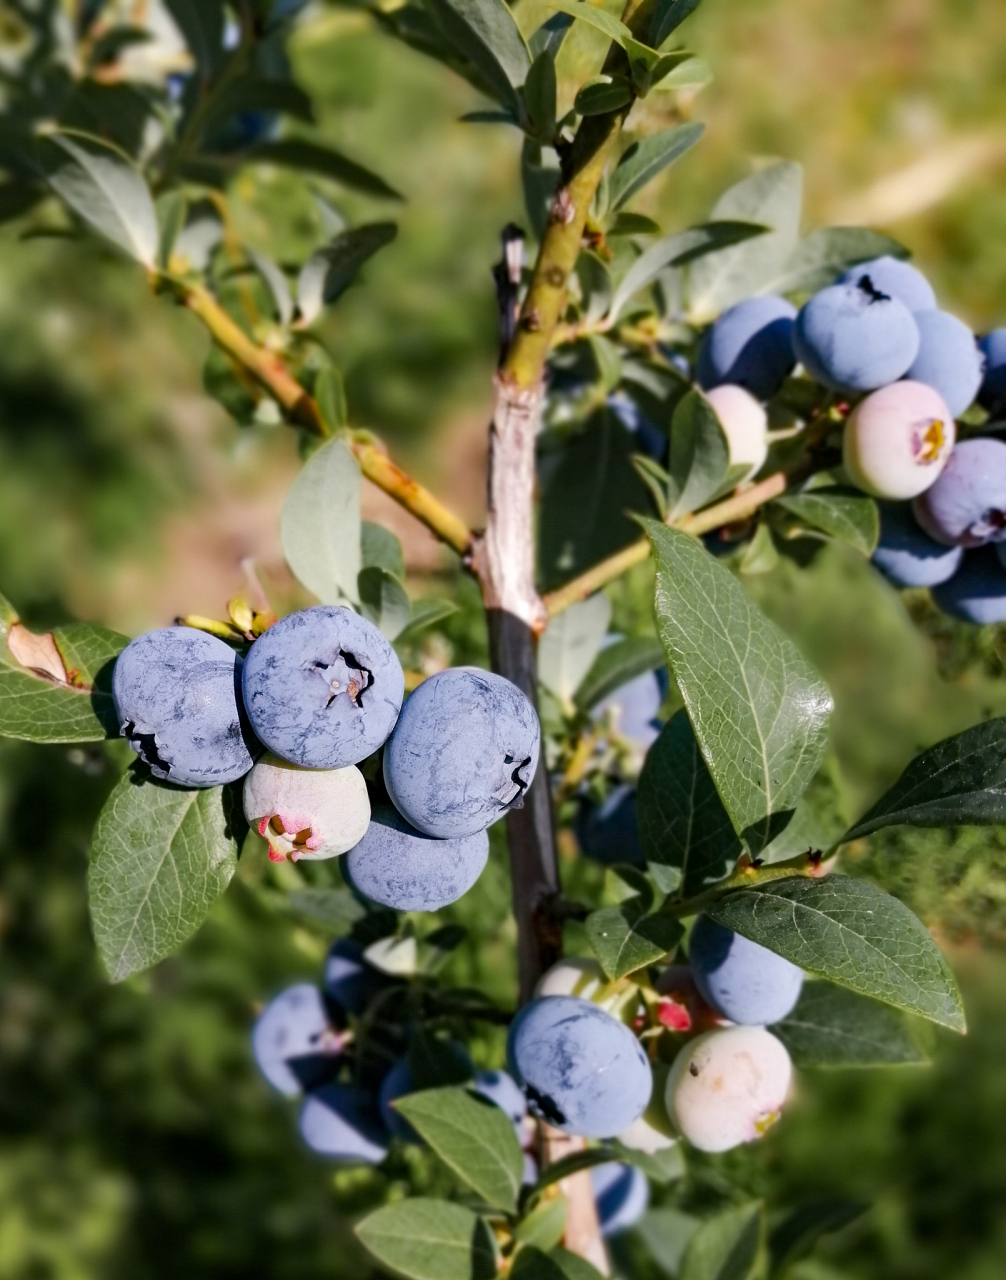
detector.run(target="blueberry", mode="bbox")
[323,937,387,1017]
[242,606,404,770]
[979,330,1006,411]
[689,915,803,1025]
[932,546,1006,624]
[591,1162,650,1237]
[665,1026,792,1153]
[299,1083,389,1163]
[379,1039,474,1140]
[704,385,768,481]
[506,996,652,1139]
[244,754,370,862]
[903,310,983,418]
[342,806,489,912]
[252,984,339,1097]
[112,627,256,787]
[534,957,608,1003]
[472,1069,527,1127]
[838,256,936,313]
[383,668,540,839]
[872,502,963,588]
[378,1058,418,1140]
[575,786,645,867]
[913,437,1006,546]
[793,278,920,393]
[607,391,668,463]
[697,295,797,399]
[843,381,954,499]
[591,657,666,753]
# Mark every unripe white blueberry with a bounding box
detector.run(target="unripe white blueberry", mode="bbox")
[703,385,769,482]
[665,1026,792,1154]
[243,753,370,862]
[534,957,624,1014]
[843,380,955,500]
[617,1063,677,1153]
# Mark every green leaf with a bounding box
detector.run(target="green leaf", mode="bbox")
[646,522,833,852]
[527,1148,617,1197]
[758,799,838,865]
[427,0,531,112]
[247,248,294,326]
[393,1088,524,1212]
[650,0,703,46]
[362,522,406,578]
[522,138,561,240]
[529,12,575,59]
[203,344,264,427]
[586,902,683,979]
[679,1202,763,1280]
[609,1140,686,1184]
[156,190,187,270]
[524,50,557,140]
[0,615,127,744]
[511,1246,606,1280]
[635,1208,700,1276]
[665,390,730,519]
[315,363,347,432]
[608,211,662,236]
[637,710,742,898]
[575,75,634,116]
[165,0,225,76]
[547,1,633,49]
[774,488,879,556]
[42,133,159,266]
[281,437,362,604]
[297,223,398,324]
[841,718,1006,842]
[768,227,908,296]
[89,775,243,981]
[738,522,779,575]
[202,76,315,132]
[652,55,712,91]
[358,566,411,640]
[537,593,611,701]
[574,635,665,712]
[705,875,965,1032]
[577,252,613,326]
[688,161,803,322]
[248,139,402,200]
[355,1199,496,1280]
[609,123,704,212]
[396,596,461,644]
[288,888,366,932]
[514,1198,568,1251]
[769,1200,868,1275]
[773,981,926,1068]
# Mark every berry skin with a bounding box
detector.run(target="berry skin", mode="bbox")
[378,1059,418,1140]
[913,437,1006,547]
[323,937,388,1017]
[932,546,1006,624]
[697,295,797,399]
[905,311,984,418]
[978,330,1006,411]
[872,502,963,588]
[793,278,920,393]
[704,385,769,481]
[506,996,652,1139]
[617,1062,678,1153]
[242,606,404,770]
[575,785,645,867]
[665,1026,792,1153]
[591,1162,650,1237]
[243,753,370,862]
[843,381,954,500]
[590,657,666,754]
[383,668,540,839]
[838,256,936,313]
[534,957,608,1002]
[299,1083,389,1163]
[252,984,341,1097]
[112,627,256,787]
[689,915,803,1026]
[342,805,489,912]
[472,1070,527,1128]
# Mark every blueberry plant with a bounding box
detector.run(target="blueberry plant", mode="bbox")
[2,1,1005,1278]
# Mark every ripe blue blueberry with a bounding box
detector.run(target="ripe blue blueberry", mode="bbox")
[383,668,540,839]
[913,437,1006,547]
[473,1069,527,1128]
[697,295,797,399]
[379,1039,473,1141]
[689,915,803,1025]
[299,1083,389,1163]
[506,996,652,1139]
[905,310,984,417]
[932,546,1006,624]
[978,330,1006,411]
[323,937,388,1018]
[252,984,340,1097]
[575,785,645,867]
[112,626,256,787]
[838,255,936,312]
[607,391,668,463]
[872,502,963,588]
[591,1162,650,1237]
[591,657,666,754]
[342,806,489,912]
[793,278,920,393]
[242,606,404,770]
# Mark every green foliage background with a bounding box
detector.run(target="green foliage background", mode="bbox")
[1,0,1006,1276]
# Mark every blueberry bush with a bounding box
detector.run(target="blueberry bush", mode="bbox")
[1,1,1004,1277]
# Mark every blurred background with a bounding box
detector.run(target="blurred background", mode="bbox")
[1,0,1006,1275]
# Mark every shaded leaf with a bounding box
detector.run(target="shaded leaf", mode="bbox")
[575,635,665,711]
[396,597,461,643]
[609,1140,686,1184]
[522,138,561,240]
[298,223,398,323]
[679,1202,763,1280]
[769,1199,868,1275]
[165,0,225,77]
[355,1199,497,1280]
[774,488,879,556]
[635,1207,700,1277]
[358,566,411,640]
[652,55,712,91]
[288,888,366,932]
[769,227,908,296]
[427,0,531,112]
[773,981,926,1068]
[281,438,362,604]
[650,0,703,47]
[538,594,611,701]
[361,522,405,578]
[315,363,347,432]
[666,390,730,519]
[511,1246,606,1280]
[547,1,632,48]
[586,902,683,979]
[529,12,575,59]
[524,50,557,139]
[609,123,705,212]
[248,139,402,200]
[247,248,294,326]
[575,76,634,116]
[529,1148,617,1197]
[514,1197,567,1252]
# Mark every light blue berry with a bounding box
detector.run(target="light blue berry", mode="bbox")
[299,1083,388,1163]
[933,546,1006,624]
[838,256,936,312]
[591,1162,650,1237]
[913,438,1006,547]
[905,310,983,417]
[794,278,920,394]
[383,668,540,839]
[591,655,666,753]
[506,996,652,1139]
[873,502,963,588]
[323,937,387,1018]
[473,1069,527,1127]
[242,606,404,770]
[978,329,1006,411]
[342,806,489,912]
[252,984,337,1097]
[112,627,256,787]
[697,295,797,399]
[576,785,644,867]
[689,915,803,1025]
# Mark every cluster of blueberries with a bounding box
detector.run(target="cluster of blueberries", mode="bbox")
[111,605,540,911]
[694,254,1006,623]
[252,912,802,1231]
